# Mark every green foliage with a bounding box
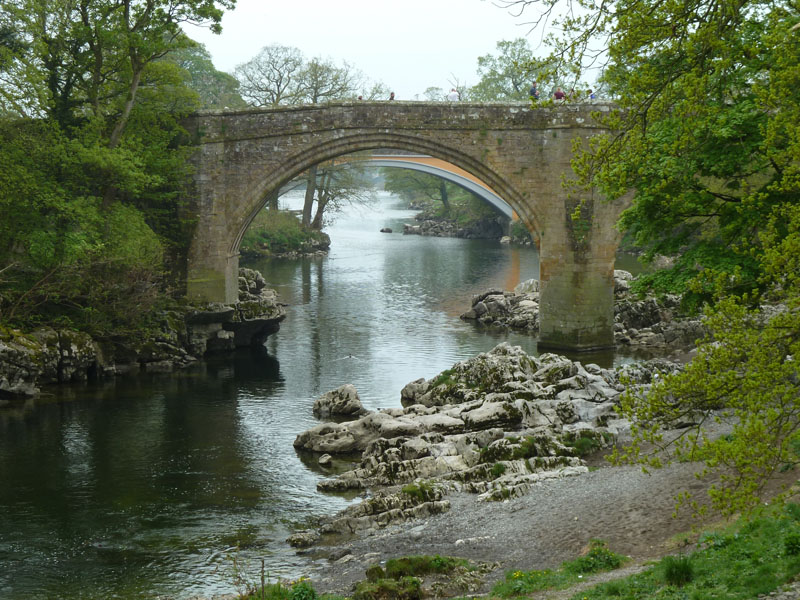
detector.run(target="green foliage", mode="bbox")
[383,555,469,579]
[784,531,800,556]
[290,580,317,600]
[352,576,421,600]
[240,210,329,256]
[562,540,624,574]
[520,0,800,515]
[561,431,612,458]
[493,540,625,597]
[365,565,386,582]
[382,168,501,231]
[163,42,247,110]
[490,462,507,478]
[661,555,693,587]
[569,504,800,599]
[400,481,436,503]
[469,39,538,102]
[612,254,800,515]
[0,1,238,336]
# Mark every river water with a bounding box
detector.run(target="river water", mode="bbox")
[0,191,645,599]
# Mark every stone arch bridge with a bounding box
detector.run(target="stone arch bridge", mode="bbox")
[183,102,628,351]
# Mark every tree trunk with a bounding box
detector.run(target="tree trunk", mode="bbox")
[311,195,328,230]
[439,180,450,212]
[266,189,280,210]
[302,165,317,227]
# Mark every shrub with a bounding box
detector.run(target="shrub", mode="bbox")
[401,481,436,503]
[785,531,800,556]
[662,554,693,587]
[290,580,317,600]
[491,462,507,478]
[352,576,421,600]
[383,555,467,578]
[561,431,611,457]
[562,539,624,574]
[365,565,386,582]
[240,210,329,256]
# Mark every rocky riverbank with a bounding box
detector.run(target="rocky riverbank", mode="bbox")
[286,344,682,551]
[402,214,507,240]
[285,339,797,598]
[460,271,705,352]
[0,268,285,400]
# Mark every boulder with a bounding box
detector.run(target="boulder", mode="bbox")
[313,384,367,419]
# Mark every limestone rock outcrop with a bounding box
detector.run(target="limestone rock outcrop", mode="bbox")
[313,384,368,420]
[290,343,682,543]
[460,271,705,349]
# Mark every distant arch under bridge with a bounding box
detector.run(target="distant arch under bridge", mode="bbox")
[352,154,515,220]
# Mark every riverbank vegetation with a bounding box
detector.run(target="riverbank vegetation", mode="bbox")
[490,0,800,515]
[382,168,507,236]
[240,210,330,258]
[0,0,239,336]
[237,503,800,600]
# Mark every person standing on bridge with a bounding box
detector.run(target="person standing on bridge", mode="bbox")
[389,91,395,101]
[554,87,566,101]
[446,88,460,101]
[529,81,540,100]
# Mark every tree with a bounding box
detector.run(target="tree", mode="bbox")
[467,38,577,101]
[496,0,800,513]
[383,168,452,212]
[308,161,375,229]
[470,38,537,101]
[164,42,246,110]
[422,86,446,101]
[0,0,235,334]
[234,44,304,107]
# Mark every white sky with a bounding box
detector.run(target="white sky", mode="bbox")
[184,0,543,100]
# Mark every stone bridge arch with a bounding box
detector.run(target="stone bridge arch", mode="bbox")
[229,132,534,255]
[359,155,514,220]
[183,102,628,350]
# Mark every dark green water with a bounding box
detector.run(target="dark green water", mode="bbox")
[0,192,646,599]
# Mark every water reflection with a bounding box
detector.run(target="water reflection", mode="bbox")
[0,192,649,599]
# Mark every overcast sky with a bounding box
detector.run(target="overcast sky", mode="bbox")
[184,0,543,100]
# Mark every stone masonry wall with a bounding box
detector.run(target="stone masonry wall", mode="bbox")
[183,102,628,350]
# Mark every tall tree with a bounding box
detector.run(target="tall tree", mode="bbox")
[383,168,452,212]
[496,0,800,513]
[234,44,304,107]
[468,38,576,101]
[164,42,246,110]
[0,0,235,333]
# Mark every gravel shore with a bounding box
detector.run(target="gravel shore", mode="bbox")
[307,454,797,596]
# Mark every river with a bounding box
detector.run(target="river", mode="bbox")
[0,191,645,599]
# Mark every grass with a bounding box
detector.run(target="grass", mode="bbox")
[492,540,627,597]
[240,210,328,256]
[240,504,800,600]
[567,502,800,599]
[400,480,437,503]
[355,555,470,600]
[561,431,613,458]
